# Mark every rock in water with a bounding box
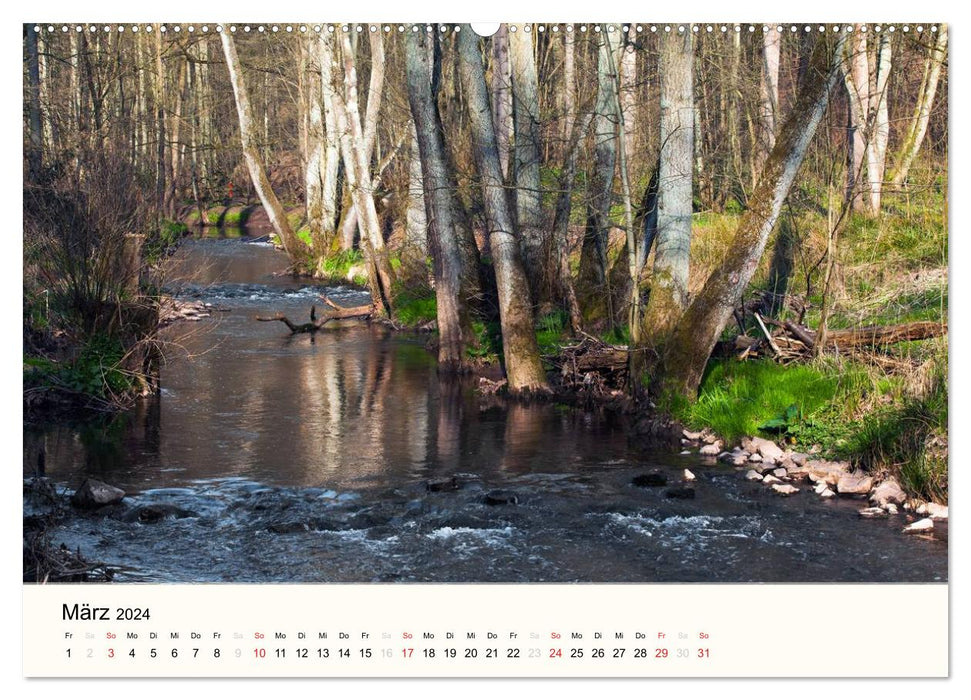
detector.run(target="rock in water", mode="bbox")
[869,479,907,506]
[699,443,721,456]
[819,488,836,499]
[426,477,460,493]
[926,503,948,520]
[665,486,696,500]
[836,472,873,496]
[483,490,519,506]
[903,518,934,534]
[682,469,697,482]
[858,507,887,519]
[71,479,125,509]
[743,436,784,461]
[771,484,799,496]
[632,473,667,488]
[762,474,782,486]
[745,470,763,482]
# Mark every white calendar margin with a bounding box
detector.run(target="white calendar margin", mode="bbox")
[6,0,961,695]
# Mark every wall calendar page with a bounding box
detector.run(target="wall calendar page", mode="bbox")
[18,0,952,689]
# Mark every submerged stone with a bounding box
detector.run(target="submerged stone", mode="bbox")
[632,473,667,488]
[71,479,125,510]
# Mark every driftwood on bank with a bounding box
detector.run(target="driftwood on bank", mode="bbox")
[256,295,374,334]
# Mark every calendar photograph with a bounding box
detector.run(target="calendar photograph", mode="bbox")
[23,21,948,589]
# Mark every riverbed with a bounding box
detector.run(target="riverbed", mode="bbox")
[23,234,949,583]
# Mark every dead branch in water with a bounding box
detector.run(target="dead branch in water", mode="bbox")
[255,295,375,334]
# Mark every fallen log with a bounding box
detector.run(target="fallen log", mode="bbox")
[787,320,946,349]
[256,297,375,334]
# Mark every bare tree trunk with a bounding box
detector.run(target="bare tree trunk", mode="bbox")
[642,28,693,340]
[620,36,637,175]
[562,27,576,145]
[491,24,513,180]
[844,29,870,212]
[166,59,186,217]
[890,26,947,187]
[318,32,342,251]
[457,27,549,395]
[220,29,310,261]
[405,29,471,370]
[754,28,781,182]
[868,32,892,213]
[577,28,621,321]
[661,33,846,399]
[25,26,42,178]
[335,30,395,315]
[404,121,429,265]
[508,25,544,301]
[154,28,166,221]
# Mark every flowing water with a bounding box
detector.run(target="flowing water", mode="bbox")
[24,235,948,583]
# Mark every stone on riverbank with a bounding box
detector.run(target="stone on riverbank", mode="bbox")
[772,484,799,496]
[837,472,873,496]
[745,470,763,481]
[869,479,907,507]
[926,503,948,520]
[762,474,782,485]
[71,479,125,509]
[742,436,784,461]
[806,460,848,486]
[699,443,722,456]
[903,518,934,534]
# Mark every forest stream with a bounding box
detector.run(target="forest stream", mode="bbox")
[23,234,948,583]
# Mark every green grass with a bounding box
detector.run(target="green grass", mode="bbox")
[25,334,134,401]
[316,249,364,283]
[536,310,569,355]
[394,292,437,326]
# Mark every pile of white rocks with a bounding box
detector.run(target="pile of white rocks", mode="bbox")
[681,429,948,535]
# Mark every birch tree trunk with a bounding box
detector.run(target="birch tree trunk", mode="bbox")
[754,28,781,182]
[336,30,395,315]
[318,31,342,252]
[457,27,549,394]
[305,42,326,259]
[508,25,544,301]
[890,26,947,187]
[491,25,513,180]
[868,32,892,213]
[620,35,638,182]
[405,30,470,370]
[642,28,693,340]
[844,29,870,212]
[220,29,311,261]
[661,33,846,399]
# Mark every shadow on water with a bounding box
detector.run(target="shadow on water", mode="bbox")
[24,237,949,583]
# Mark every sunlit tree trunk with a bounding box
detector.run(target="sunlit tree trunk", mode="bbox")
[562,27,576,145]
[404,121,428,266]
[755,28,781,182]
[457,27,549,394]
[868,33,892,213]
[642,28,693,341]
[844,28,870,212]
[620,36,637,175]
[890,26,947,187]
[405,29,471,370]
[220,29,311,261]
[317,31,342,252]
[335,30,394,315]
[661,33,846,399]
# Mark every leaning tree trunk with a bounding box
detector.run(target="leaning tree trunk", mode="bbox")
[457,27,549,395]
[661,32,847,399]
[641,27,693,342]
[335,30,395,316]
[220,30,310,261]
[890,25,947,187]
[405,29,471,371]
[508,24,545,304]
